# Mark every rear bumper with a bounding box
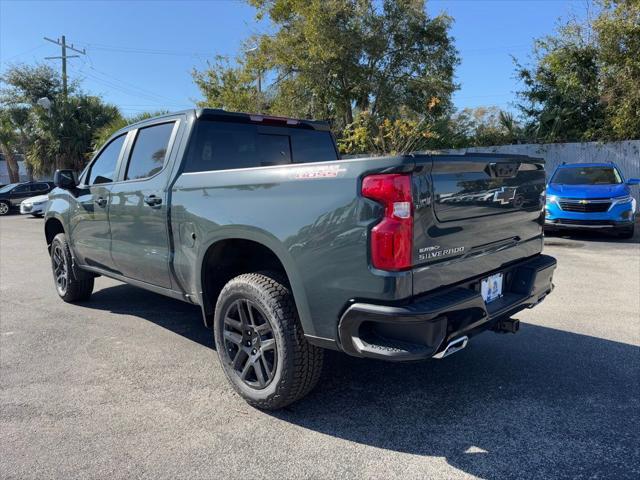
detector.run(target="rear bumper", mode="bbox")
[338,254,556,361]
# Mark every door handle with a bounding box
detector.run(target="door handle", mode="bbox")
[144,195,162,207]
[95,197,107,208]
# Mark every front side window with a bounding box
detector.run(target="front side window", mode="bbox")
[551,166,622,185]
[125,122,175,180]
[13,184,30,194]
[88,135,126,185]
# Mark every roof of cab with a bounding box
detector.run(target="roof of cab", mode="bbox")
[196,108,331,131]
[116,108,331,135]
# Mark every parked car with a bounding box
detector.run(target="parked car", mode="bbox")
[545,162,639,238]
[20,194,49,217]
[44,109,556,409]
[0,181,55,215]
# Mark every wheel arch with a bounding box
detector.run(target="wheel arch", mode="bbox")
[44,216,65,253]
[196,231,314,336]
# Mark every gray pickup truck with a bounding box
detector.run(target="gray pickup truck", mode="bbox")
[45,109,556,409]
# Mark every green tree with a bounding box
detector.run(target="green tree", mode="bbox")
[1,64,120,175]
[193,0,459,131]
[0,110,22,182]
[594,0,640,139]
[515,23,603,143]
[515,0,640,142]
[338,109,441,155]
[92,111,167,153]
[448,107,524,147]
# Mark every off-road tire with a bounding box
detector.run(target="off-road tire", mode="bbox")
[50,233,94,302]
[213,271,324,410]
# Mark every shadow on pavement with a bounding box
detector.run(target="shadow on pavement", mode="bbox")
[84,283,639,479]
[279,326,639,478]
[88,284,212,348]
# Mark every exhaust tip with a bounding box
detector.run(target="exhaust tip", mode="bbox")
[433,336,469,359]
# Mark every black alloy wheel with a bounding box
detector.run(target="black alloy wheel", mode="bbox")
[221,298,277,389]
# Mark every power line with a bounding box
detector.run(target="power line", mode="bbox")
[44,35,85,100]
[81,70,188,107]
[75,41,214,58]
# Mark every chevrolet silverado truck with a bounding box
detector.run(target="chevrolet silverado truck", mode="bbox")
[45,109,556,409]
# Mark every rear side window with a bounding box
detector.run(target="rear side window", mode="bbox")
[88,135,126,185]
[185,120,337,172]
[125,122,175,180]
[290,129,338,163]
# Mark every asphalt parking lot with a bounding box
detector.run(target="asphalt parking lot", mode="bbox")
[1,214,639,479]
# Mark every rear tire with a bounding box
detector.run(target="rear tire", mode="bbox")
[213,271,324,410]
[50,233,94,302]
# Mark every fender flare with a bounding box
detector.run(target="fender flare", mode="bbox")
[194,226,316,337]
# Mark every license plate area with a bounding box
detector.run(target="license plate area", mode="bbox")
[481,273,504,304]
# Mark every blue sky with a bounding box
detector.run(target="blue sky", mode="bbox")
[1,0,590,117]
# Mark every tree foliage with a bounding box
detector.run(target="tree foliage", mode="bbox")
[448,107,524,147]
[595,0,640,139]
[193,0,459,131]
[0,64,120,176]
[92,111,168,153]
[515,0,640,142]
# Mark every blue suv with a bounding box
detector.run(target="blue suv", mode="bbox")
[545,162,639,238]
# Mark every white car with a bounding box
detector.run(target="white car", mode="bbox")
[20,194,49,217]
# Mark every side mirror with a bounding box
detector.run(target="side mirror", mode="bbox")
[54,169,77,190]
[626,178,640,186]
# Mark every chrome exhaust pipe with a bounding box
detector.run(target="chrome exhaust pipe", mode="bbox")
[433,336,469,359]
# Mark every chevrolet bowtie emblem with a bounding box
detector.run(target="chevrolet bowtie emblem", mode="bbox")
[579,200,589,204]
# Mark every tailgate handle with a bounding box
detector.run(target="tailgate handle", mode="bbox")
[486,162,520,178]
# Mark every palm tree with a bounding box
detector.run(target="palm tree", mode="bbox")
[0,112,21,183]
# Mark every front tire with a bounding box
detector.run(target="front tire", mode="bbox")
[50,233,94,302]
[0,201,10,215]
[213,272,324,410]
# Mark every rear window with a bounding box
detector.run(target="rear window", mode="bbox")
[125,122,175,180]
[184,120,338,173]
[551,166,622,185]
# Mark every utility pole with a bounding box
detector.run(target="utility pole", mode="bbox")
[44,35,85,100]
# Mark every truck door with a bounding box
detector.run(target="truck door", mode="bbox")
[70,134,127,269]
[108,120,180,289]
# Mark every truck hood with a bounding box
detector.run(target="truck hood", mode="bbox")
[547,183,628,199]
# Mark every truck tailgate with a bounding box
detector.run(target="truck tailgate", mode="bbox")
[411,153,546,296]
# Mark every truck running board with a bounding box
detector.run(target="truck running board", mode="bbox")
[432,336,469,359]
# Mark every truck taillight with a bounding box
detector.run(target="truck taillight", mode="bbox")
[361,174,413,271]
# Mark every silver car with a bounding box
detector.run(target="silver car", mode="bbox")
[20,194,49,217]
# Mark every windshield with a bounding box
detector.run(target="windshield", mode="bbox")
[0,183,20,193]
[551,166,622,185]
